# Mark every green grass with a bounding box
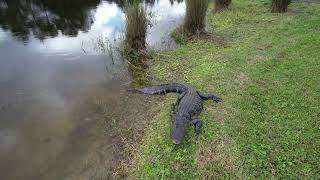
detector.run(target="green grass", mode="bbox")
[130,0,320,179]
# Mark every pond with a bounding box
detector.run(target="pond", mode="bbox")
[0,0,185,179]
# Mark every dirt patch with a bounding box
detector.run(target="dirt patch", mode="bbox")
[238,72,251,90]
[203,32,230,48]
[197,135,240,179]
[248,54,269,66]
[187,31,230,48]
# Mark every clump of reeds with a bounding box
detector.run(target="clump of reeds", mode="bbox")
[183,0,208,35]
[271,0,291,13]
[123,4,149,62]
[128,62,149,86]
[214,0,232,12]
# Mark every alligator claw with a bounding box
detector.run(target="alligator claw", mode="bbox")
[191,119,202,135]
[195,124,202,135]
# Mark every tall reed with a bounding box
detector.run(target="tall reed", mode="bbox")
[183,0,208,35]
[271,0,291,13]
[123,4,149,61]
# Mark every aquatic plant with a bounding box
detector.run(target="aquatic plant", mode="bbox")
[123,4,149,62]
[271,0,291,13]
[214,0,232,12]
[183,0,208,35]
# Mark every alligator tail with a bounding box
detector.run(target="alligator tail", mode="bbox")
[128,83,187,95]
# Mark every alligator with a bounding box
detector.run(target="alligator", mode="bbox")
[128,83,222,144]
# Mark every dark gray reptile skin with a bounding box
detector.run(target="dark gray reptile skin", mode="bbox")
[128,83,221,144]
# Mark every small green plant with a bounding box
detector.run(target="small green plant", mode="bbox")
[128,62,150,86]
[271,0,291,13]
[171,26,189,45]
[214,0,232,12]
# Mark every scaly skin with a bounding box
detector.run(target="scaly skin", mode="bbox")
[128,83,222,144]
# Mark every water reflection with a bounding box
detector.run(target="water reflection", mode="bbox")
[0,0,100,42]
[0,0,185,179]
[169,0,184,5]
[0,0,184,42]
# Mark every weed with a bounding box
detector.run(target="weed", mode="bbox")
[271,0,291,13]
[123,4,150,62]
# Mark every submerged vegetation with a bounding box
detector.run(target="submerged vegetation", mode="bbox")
[125,0,320,179]
[271,0,291,13]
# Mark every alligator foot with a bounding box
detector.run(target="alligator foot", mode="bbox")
[191,119,202,135]
[212,95,223,103]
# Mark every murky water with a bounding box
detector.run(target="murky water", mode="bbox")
[0,0,185,179]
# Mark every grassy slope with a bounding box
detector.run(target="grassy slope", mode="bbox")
[131,0,320,179]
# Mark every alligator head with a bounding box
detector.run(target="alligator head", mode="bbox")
[171,113,190,145]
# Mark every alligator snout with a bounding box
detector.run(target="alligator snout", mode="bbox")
[172,139,181,145]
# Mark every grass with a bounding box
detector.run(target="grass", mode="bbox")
[128,0,320,179]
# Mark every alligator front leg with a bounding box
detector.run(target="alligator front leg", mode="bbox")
[190,119,202,135]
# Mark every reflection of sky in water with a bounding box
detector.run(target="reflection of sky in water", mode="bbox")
[152,0,185,21]
[148,0,185,48]
[32,2,125,55]
[0,1,185,56]
[0,29,5,41]
[93,2,124,38]
[0,130,17,154]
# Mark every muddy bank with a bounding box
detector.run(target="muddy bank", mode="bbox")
[57,85,165,179]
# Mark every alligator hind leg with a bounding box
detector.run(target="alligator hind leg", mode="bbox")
[197,91,222,103]
[190,119,202,135]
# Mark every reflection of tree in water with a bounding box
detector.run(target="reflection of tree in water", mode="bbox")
[169,0,184,5]
[0,0,100,42]
[105,0,158,8]
[0,0,184,42]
